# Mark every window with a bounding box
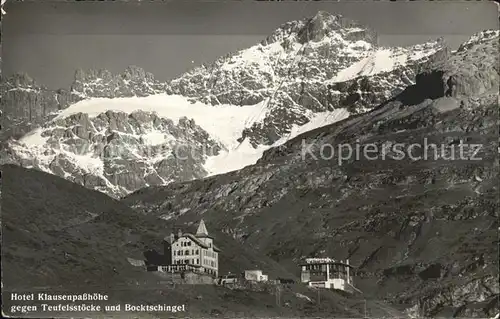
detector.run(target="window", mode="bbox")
[196,259,199,264]
[185,260,189,264]
[188,241,192,246]
[185,250,189,255]
[196,249,199,254]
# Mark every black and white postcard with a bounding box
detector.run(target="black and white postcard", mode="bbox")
[1,1,498,318]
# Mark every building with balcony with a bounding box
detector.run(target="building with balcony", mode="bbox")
[299,258,356,293]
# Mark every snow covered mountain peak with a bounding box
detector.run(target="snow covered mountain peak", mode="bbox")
[3,11,453,197]
[168,11,445,146]
[73,65,155,84]
[261,10,377,47]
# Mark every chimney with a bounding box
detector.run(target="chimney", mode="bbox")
[177,228,182,238]
[346,259,350,284]
[170,233,175,243]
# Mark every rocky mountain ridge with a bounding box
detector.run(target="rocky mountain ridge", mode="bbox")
[0,13,489,199]
[71,65,169,99]
[0,73,82,140]
[0,66,168,141]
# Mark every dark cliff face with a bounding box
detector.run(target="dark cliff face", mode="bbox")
[124,33,499,317]
[328,45,450,113]
[0,73,83,141]
[0,66,168,142]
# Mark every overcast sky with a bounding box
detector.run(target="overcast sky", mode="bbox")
[2,1,498,89]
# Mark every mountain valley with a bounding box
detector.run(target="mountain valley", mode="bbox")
[1,9,499,318]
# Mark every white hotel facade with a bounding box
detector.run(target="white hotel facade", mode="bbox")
[161,220,220,277]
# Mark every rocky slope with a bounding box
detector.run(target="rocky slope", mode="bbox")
[1,11,448,198]
[6,109,223,196]
[2,164,406,318]
[124,30,500,317]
